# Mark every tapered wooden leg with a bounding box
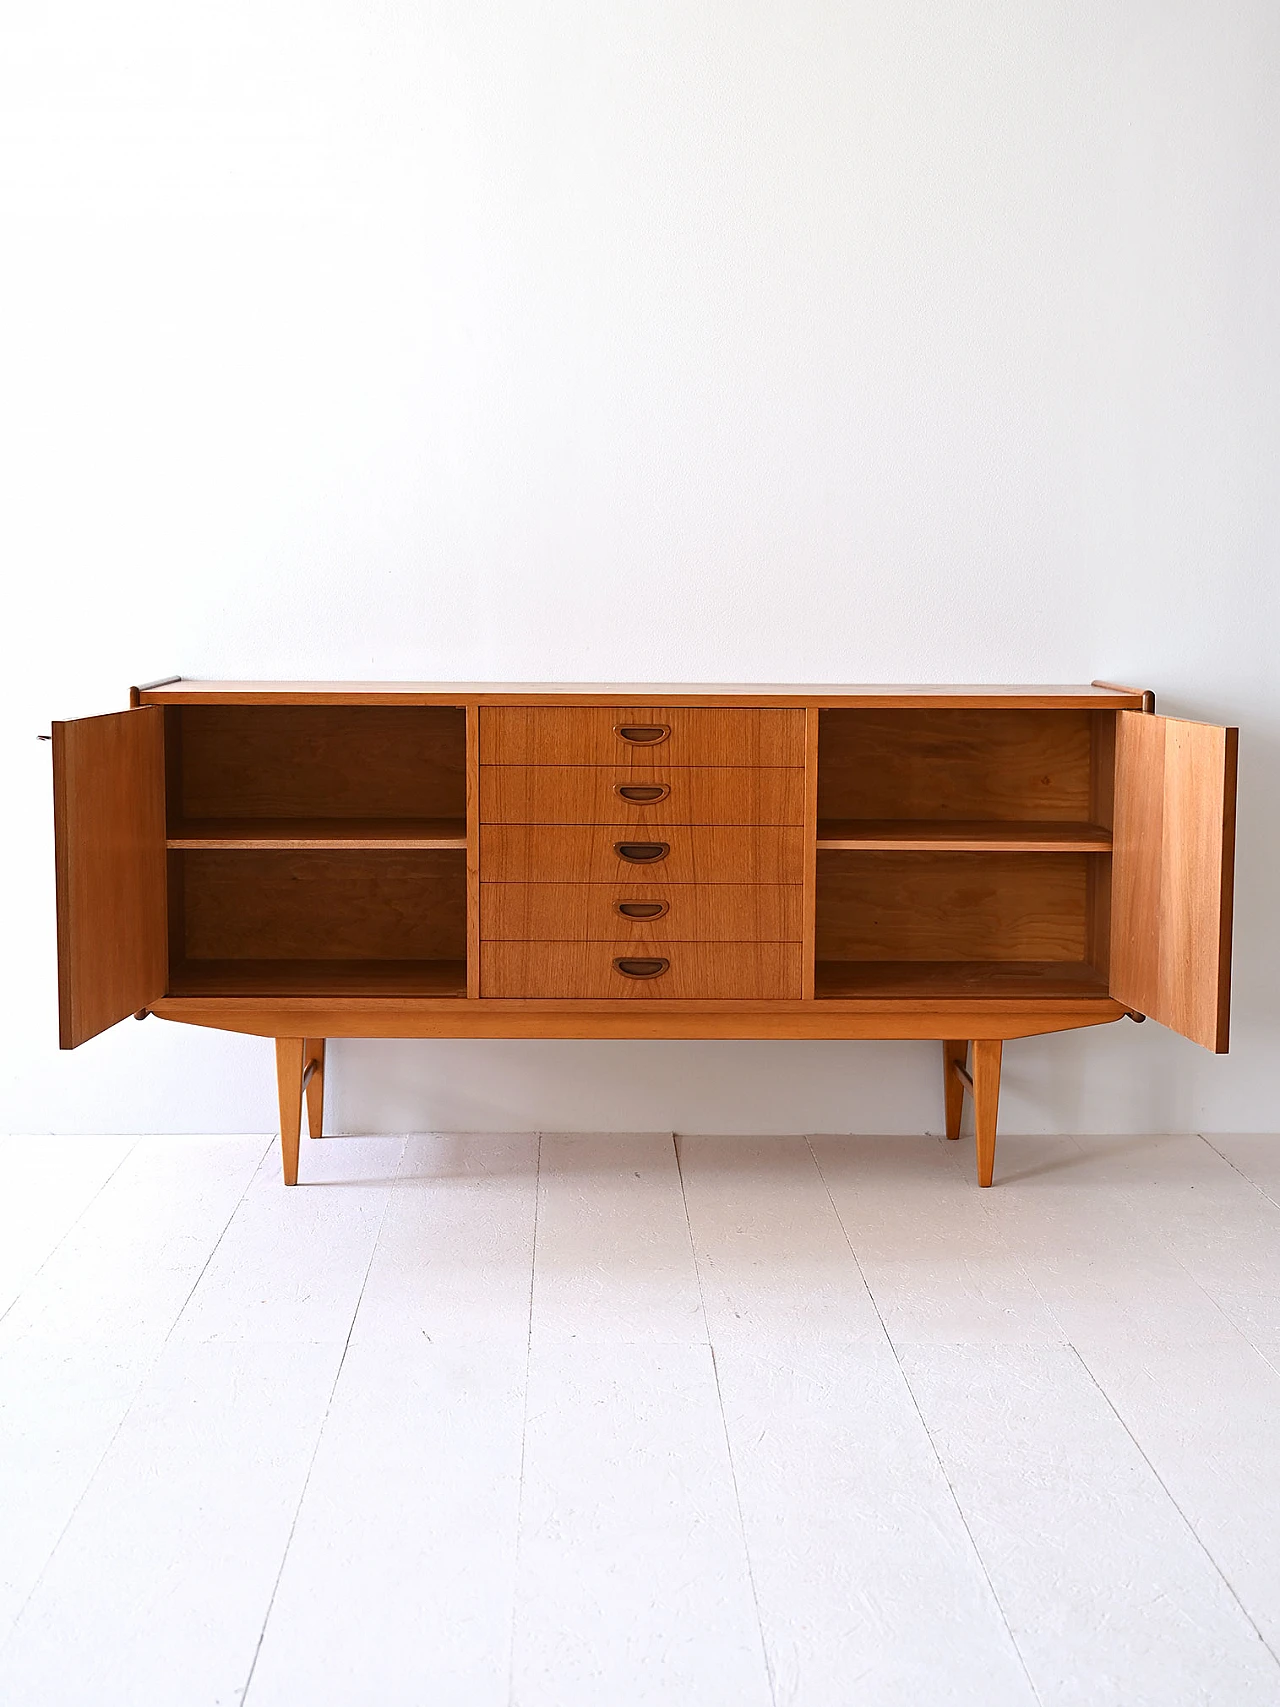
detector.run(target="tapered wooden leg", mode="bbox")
[275,1037,305,1186]
[943,1040,968,1139]
[303,1038,326,1138]
[972,1039,1003,1187]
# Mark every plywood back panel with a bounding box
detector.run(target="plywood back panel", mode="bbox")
[176,707,466,820]
[179,849,466,961]
[1111,711,1237,1051]
[817,710,1093,821]
[815,851,1089,961]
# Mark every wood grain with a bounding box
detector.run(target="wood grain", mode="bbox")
[177,849,466,961]
[171,960,466,996]
[53,708,167,1048]
[943,1040,967,1139]
[1089,711,1117,830]
[480,825,805,884]
[817,709,1094,822]
[175,706,466,820]
[1110,711,1237,1052]
[1086,852,1112,981]
[479,883,802,942]
[814,961,1109,999]
[466,704,481,1001]
[801,707,819,1001]
[479,706,806,766]
[480,765,805,826]
[481,941,803,999]
[140,682,1149,708]
[1086,710,1117,980]
[166,818,466,848]
[816,821,1111,852]
[972,1037,1003,1187]
[275,1037,304,1186]
[152,995,1124,1040]
[303,1037,326,1137]
[815,852,1089,962]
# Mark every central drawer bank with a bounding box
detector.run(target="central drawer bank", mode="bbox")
[51,681,1238,1186]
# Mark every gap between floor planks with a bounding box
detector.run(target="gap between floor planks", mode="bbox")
[1,1133,1280,1706]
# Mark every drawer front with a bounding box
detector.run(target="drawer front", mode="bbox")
[480,707,805,768]
[479,765,805,827]
[481,882,803,943]
[479,825,805,885]
[482,941,803,999]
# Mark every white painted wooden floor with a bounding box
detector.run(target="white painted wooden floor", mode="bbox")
[3,1130,1280,1706]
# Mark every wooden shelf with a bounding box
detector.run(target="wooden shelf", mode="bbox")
[169,960,467,997]
[814,961,1111,1000]
[167,818,467,850]
[816,821,1113,853]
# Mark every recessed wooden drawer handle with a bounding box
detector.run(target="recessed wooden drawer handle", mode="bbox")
[615,783,670,804]
[615,724,671,745]
[614,957,670,979]
[615,841,670,863]
[616,900,669,920]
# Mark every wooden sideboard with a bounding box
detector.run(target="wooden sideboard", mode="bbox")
[51,680,1238,1186]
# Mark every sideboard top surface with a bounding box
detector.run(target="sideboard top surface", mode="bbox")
[137,681,1148,709]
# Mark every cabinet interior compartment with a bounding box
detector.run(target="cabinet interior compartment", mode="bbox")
[167,848,466,996]
[164,706,466,841]
[817,708,1113,840]
[814,850,1111,998]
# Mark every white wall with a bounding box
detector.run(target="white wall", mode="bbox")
[2,1,1277,1137]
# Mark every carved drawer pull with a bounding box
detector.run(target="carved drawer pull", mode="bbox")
[614,842,669,863]
[616,900,669,920]
[615,724,671,745]
[615,783,670,804]
[614,957,670,980]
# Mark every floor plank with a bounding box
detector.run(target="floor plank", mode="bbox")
[899,1343,1280,1706]
[0,1137,136,1323]
[1202,1135,1280,1203]
[716,1338,1036,1706]
[349,1133,538,1347]
[1077,1134,1280,1344]
[511,1341,771,1707]
[950,1134,1243,1347]
[0,1136,271,1650]
[811,1134,1065,1345]
[0,1341,150,1649]
[1076,1335,1280,1664]
[677,1135,883,1346]
[532,1134,704,1346]
[170,1135,404,1345]
[5,1131,1280,1704]
[0,1340,340,1707]
[245,1339,527,1707]
[0,1135,267,1353]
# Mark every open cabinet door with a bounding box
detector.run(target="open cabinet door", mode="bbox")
[53,708,167,1048]
[1110,711,1238,1052]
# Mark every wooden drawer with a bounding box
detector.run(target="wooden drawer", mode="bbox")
[479,825,805,884]
[479,765,804,826]
[481,882,803,942]
[480,706,805,767]
[482,941,803,998]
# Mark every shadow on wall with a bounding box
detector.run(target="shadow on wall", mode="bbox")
[323,1029,1212,1139]
[329,1038,945,1137]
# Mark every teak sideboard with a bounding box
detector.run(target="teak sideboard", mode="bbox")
[50,681,1238,1186]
